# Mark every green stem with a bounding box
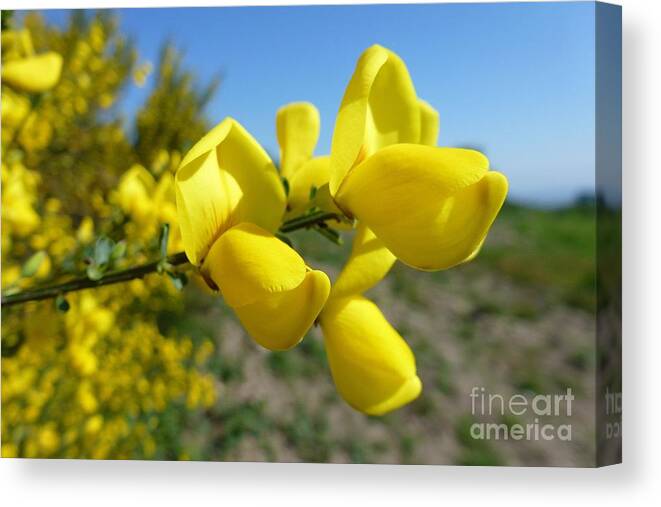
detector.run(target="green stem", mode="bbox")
[2,211,345,308]
[1,252,189,308]
[279,211,343,233]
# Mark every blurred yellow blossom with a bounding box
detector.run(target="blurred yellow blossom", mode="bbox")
[133,62,152,87]
[2,15,219,460]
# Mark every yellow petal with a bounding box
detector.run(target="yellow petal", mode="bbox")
[116,165,156,222]
[329,45,420,196]
[330,223,395,299]
[462,238,486,265]
[418,99,440,146]
[2,52,63,93]
[119,164,156,191]
[154,173,178,227]
[320,296,421,415]
[202,223,307,308]
[286,155,330,216]
[234,270,330,351]
[1,30,34,58]
[154,171,175,206]
[176,151,242,265]
[1,88,31,128]
[175,118,286,264]
[276,102,320,179]
[335,144,508,270]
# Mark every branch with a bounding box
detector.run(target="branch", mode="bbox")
[278,211,343,233]
[1,252,189,308]
[1,211,346,308]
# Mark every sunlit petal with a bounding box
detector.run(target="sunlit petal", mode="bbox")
[276,102,320,179]
[418,99,440,146]
[329,45,420,195]
[116,165,156,223]
[335,144,507,270]
[320,296,421,415]
[330,223,395,299]
[202,223,307,308]
[1,88,31,128]
[1,52,63,93]
[175,118,286,264]
[234,270,330,351]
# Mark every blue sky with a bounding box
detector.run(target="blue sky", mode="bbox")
[39,2,603,205]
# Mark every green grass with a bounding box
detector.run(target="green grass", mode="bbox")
[455,415,505,466]
[280,404,333,462]
[266,335,327,379]
[478,202,596,311]
[209,401,273,459]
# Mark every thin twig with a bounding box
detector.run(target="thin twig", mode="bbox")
[2,211,346,307]
[278,211,343,233]
[1,252,189,308]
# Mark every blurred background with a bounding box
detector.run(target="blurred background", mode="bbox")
[1,4,619,465]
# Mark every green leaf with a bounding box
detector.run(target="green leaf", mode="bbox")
[281,176,290,197]
[111,240,127,261]
[21,251,47,278]
[82,244,95,261]
[93,236,115,267]
[309,185,318,201]
[159,223,170,259]
[86,263,104,281]
[313,224,343,245]
[167,271,188,291]
[55,294,70,313]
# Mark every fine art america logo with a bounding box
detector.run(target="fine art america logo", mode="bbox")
[469,386,574,442]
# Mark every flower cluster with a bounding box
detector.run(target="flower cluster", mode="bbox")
[2,292,216,459]
[175,44,508,415]
[2,13,507,459]
[1,22,217,459]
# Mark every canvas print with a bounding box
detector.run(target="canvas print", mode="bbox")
[1,2,621,466]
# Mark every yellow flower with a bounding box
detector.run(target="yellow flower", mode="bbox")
[34,252,52,280]
[133,62,152,87]
[98,93,114,109]
[202,223,330,350]
[329,45,508,271]
[76,216,95,244]
[276,102,352,228]
[2,199,40,238]
[328,224,397,301]
[77,381,98,414]
[175,117,285,265]
[276,102,320,180]
[2,265,21,289]
[175,118,330,350]
[37,425,60,455]
[18,113,53,151]
[154,172,178,226]
[2,52,63,93]
[1,88,31,128]
[1,443,18,458]
[319,225,421,415]
[2,163,41,237]
[116,164,157,224]
[1,29,34,60]
[84,415,104,435]
[418,99,440,147]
